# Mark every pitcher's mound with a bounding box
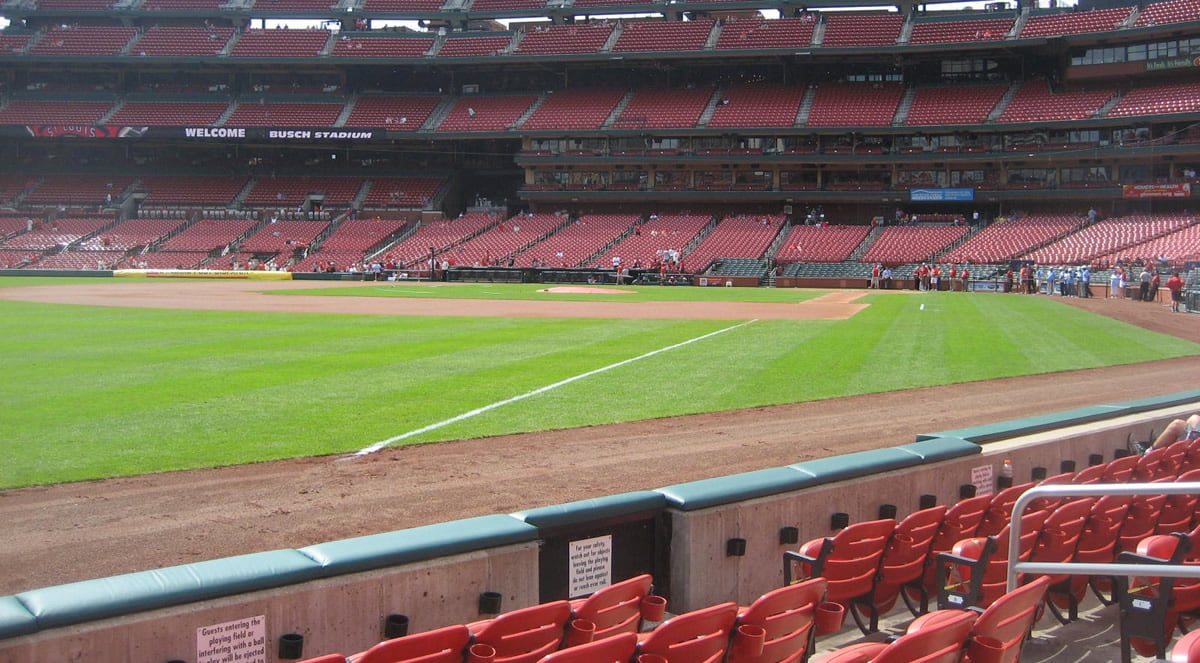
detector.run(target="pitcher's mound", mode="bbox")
[539,287,636,294]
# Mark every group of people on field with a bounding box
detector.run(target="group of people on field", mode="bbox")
[909,263,971,292]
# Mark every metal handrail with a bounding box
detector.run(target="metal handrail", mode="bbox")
[1006,481,1200,591]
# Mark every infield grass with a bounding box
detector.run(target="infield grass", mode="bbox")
[1,279,1197,489]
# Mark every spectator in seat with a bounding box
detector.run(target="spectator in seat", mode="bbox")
[1132,414,1200,454]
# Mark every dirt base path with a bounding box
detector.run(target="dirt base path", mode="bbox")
[0,284,1195,594]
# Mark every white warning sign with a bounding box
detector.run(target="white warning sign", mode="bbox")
[568,535,613,598]
[196,614,267,663]
[972,464,995,497]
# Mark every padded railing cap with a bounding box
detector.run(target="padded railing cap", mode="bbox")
[656,467,816,511]
[790,447,921,481]
[0,596,37,640]
[16,549,322,630]
[895,436,980,462]
[299,514,538,576]
[513,491,666,529]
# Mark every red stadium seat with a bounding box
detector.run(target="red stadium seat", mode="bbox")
[351,624,471,663]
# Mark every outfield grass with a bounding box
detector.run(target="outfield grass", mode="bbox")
[1,279,1197,489]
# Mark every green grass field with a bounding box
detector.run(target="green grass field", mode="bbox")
[1,278,1197,489]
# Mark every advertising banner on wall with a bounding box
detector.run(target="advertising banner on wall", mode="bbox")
[910,188,976,202]
[1122,183,1192,199]
[9,126,388,141]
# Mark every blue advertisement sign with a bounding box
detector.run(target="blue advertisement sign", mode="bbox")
[910,188,975,202]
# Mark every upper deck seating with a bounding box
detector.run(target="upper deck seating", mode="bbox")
[0,214,33,238]
[707,84,804,128]
[521,88,625,131]
[1019,7,1132,37]
[611,19,715,53]
[466,0,545,11]
[158,218,257,251]
[998,81,1115,123]
[820,13,903,47]
[109,101,229,126]
[612,88,713,129]
[909,16,1013,44]
[360,0,446,11]
[382,212,499,267]
[806,82,904,127]
[34,249,126,270]
[291,217,408,273]
[126,250,209,269]
[775,225,870,263]
[0,34,31,54]
[224,100,344,127]
[860,225,970,264]
[1107,81,1200,117]
[239,219,329,254]
[228,29,330,58]
[137,176,249,206]
[77,218,185,251]
[29,26,136,55]
[436,34,512,58]
[343,95,440,129]
[715,17,815,50]
[450,213,563,267]
[360,176,445,208]
[592,213,711,269]
[31,0,112,9]
[130,26,234,56]
[24,176,135,206]
[514,213,636,268]
[1135,0,1200,27]
[315,218,406,254]
[331,35,434,58]
[942,215,1082,264]
[904,84,1007,126]
[685,214,782,271]
[514,23,614,55]
[244,176,364,207]
[0,99,113,125]
[435,95,537,132]
[1097,219,1200,267]
[1,216,111,249]
[1023,214,1195,264]
[141,0,227,9]
[247,0,339,13]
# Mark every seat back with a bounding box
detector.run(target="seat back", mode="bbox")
[1118,484,1171,553]
[918,495,992,603]
[1171,629,1200,663]
[799,519,896,606]
[356,625,472,663]
[866,505,947,625]
[1070,463,1106,484]
[1157,468,1200,535]
[976,482,1035,537]
[873,609,976,663]
[1102,454,1139,483]
[1030,498,1094,581]
[572,574,654,640]
[540,633,637,663]
[638,602,739,663]
[730,578,826,663]
[967,576,1051,663]
[472,601,574,663]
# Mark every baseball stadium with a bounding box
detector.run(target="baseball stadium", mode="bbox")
[1,0,1200,659]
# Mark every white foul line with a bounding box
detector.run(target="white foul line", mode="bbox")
[352,319,758,456]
